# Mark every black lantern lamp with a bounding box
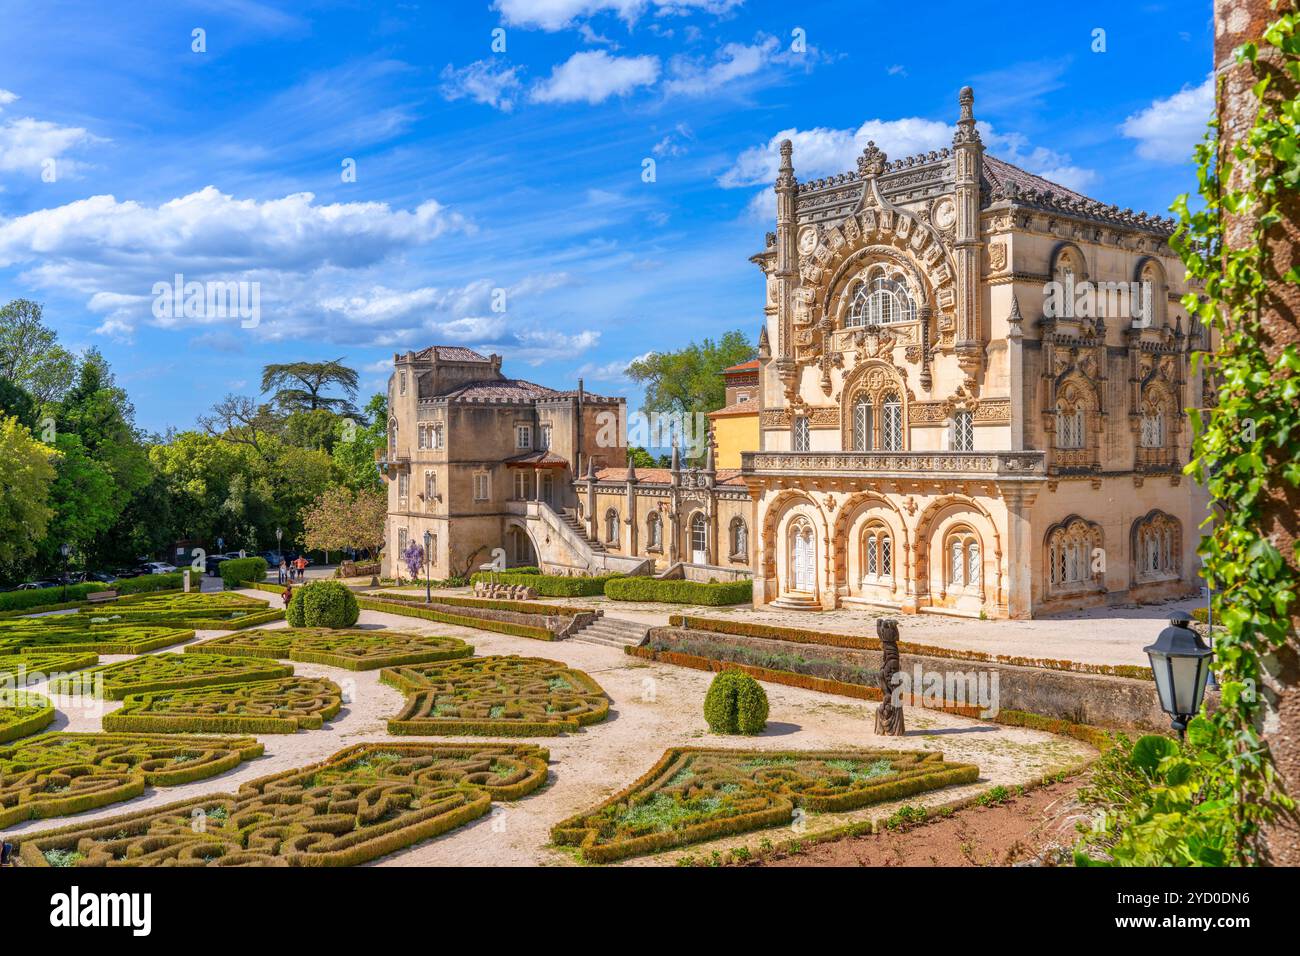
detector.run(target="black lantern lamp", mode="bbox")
[1143,611,1213,740]
[423,530,433,604]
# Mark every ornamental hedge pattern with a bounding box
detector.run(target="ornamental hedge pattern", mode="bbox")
[50,652,294,700]
[382,655,610,736]
[0,692,55,743]
[0,732,264,828]
[74,592,284,630]
[0,624,195,656]
[0,652,99,686]
[187,627,473,670]
[15,741,549,867]
[552,747,980,863]
[104,676,342,734]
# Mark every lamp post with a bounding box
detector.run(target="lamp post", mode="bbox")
[59,543,71,602]
[423,531,433,604]
[1143,611,1213,741]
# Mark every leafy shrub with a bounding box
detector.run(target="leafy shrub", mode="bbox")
[220,557,268,591]
[117,572,193,594]
[605,577,752,606]
[469,571,621,597]
[287,580,359,628]
[703,669,768,735]
[0,583,108,613]
[1075,717,1239,866]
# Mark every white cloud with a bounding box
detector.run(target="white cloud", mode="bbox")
[493,0,743,32]
[0,187,470,338]
[652,122,694,156]
[663,36,775,96]
[439,59,524,112]
[530,51,660,104]
[0,89,103,176]
[1121,76,1213,163]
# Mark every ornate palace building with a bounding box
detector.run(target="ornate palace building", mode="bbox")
[378,347,627,581]
[740,87,1211,618]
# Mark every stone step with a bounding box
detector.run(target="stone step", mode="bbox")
[569,617,648,648]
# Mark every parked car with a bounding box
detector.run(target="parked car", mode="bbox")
[15,580,59,590]
[86,571,118,584]
[141,562,178,575]
[204,553,240,575]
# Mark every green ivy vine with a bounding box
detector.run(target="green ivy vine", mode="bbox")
[1170,4,1300,863]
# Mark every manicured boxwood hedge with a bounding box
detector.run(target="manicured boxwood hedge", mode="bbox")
[187,627,472,670]
[287,580,359,628]
[469,571,621,597]
[375,590,578,616]
[0,625,195,656]
[76,592,284,631]
[0,576,189,619]
[0,583,108,614]
[703,669,769,734]
[0,691,56,743]
[51,652,294,700]
[219,557,268,590]
[103,676,342,734]
[15,741,548,866]
[357,596,557,641]
[604,577,752,605]
[382,655,610,736]
[0,731,264,828]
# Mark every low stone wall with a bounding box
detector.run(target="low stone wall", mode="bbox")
[647,625,1201,732]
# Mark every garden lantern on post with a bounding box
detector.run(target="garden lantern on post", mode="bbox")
[423,531,433,604]
[59,542,71,602]
[1143,611,1213,741]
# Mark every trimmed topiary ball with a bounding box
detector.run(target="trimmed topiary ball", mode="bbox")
[703,669,768,735]
[287,580,360,628]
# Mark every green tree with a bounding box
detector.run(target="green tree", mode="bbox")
[40,434,117,567]
[0,376,37,431]
[261,359,359,414]
[331,393,387,491]
[0,416,56,572]
[627,331,754,419]
[0,300,76,404]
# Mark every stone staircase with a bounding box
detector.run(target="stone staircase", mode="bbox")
[569,616,648,649]
[559,509,605,553]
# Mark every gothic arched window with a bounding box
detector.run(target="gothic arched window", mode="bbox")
[945,528,981,591]
[882,394,903,451]
[1055,401,1085,449]
[1133,511,1181,581]
[792,415,810,452]
[862,524,893,583]
[1047,517,1103,593]
[852,397,873,451]
[846,267,916,327]
[690,512,708,558]
[1140,403,1165,448]
[953,409,974,451]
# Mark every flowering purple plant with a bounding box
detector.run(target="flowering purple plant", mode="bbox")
[402,540,426,579]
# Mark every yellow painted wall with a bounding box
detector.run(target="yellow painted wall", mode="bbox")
[711,411,759,469]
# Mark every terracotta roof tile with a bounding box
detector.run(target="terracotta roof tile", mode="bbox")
[723,359,760,373]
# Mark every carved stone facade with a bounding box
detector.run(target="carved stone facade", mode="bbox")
[743,88,1213,618]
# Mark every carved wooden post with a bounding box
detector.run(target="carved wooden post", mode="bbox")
[874,617,905,735]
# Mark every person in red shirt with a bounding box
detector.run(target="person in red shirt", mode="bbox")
[282,583,293,607]
[294,555,307,581]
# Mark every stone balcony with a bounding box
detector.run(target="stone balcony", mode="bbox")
[739,450,1047,482]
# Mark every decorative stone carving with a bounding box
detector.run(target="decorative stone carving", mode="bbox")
[874,619,905,736]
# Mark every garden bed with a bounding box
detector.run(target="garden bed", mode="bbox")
[103,676,342,734]
[15,742,549,867]
[0,731,264,828]
[381,655,610,736]
[0,691,55,743]
[552,747,979,863]
[50,652,294,700]
[357,595,580,641]
[187,627,473,670]
[75,592,284,630]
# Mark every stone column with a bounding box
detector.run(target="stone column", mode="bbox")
[1001,484,1038,619]
[1217,0,1300,865]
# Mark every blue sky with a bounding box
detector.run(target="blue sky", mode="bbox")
[0,0,1213,433]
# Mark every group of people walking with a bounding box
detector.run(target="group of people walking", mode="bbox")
[277,555,307,584]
